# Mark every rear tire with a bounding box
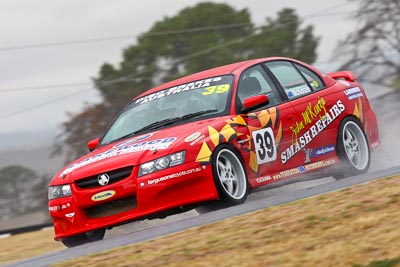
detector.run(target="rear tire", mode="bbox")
[61,229,105,248]
[333,118,370,179]
[196,145,248,213]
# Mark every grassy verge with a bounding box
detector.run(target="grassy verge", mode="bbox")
[0,228,65,265]
[53,174,400,267]
[2,175,400,266]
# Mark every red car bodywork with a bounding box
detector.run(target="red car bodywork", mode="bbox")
[48,57,379,241]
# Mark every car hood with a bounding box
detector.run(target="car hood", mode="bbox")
[51,116,226,185]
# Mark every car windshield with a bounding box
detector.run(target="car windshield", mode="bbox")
[100,75,234,145]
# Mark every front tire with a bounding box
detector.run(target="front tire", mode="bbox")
[213,146,248,203]
[334,118,370,179]
[196,145,248,214]
[61,229,105,248]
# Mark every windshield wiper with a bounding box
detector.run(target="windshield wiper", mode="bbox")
[133,117,182,134]
[179,109,218,121]
[134,109,218,134]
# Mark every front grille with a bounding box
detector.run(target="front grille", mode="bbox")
[76,166,133,189]
[84,196,137,219]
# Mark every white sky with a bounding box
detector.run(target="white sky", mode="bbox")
[0,0,357,135]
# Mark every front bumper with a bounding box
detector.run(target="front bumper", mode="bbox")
[49,161,217,240]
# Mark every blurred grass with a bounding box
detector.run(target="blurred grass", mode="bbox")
[2,175,400,266]
[53,175,400,267]
[0,228,65,265]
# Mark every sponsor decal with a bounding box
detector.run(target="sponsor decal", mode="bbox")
[298,166,306,173]
[310,144,335,157]
[304,159,336,171]
[49,206,58,211]
[282,99,345,164]
[190,134,205,146]
[147,167,202,185]
[272,159,336,180]
[185,132,201,142]
[311,80,319,88]
[286,85,312,99]
[49,203,71,211]
[61,203,71,209]
[304,144,335,163]
[60,136,176,177]
[65,212,75,218]
[114,133,153,148]
[135,77,223,105]
[344,87,363,100]
[256,176,271,183]
[91,190,116,201]
[290,96,327,145]
[338,80,350,87]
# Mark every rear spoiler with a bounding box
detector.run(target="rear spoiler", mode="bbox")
[327,71,357,82]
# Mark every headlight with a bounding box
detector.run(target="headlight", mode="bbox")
[48,184,72,200]
[138,151,185,176]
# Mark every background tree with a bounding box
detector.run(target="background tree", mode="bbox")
[0,165,49,219]
[58,3,319,161]
[335,0,400,87]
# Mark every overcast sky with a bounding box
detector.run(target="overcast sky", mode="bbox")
[0,0,357,137]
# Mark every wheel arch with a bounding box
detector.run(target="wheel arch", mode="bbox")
[211,142,250,178]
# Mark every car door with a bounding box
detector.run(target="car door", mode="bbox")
[233,64,297,187]
[264,60,341,170]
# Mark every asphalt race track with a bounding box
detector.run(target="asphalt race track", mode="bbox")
[5,164,400,267]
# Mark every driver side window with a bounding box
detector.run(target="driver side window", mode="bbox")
[237,65,282,110]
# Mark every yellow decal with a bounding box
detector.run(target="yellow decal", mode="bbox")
[226,115,247,126]
[91,190,116,202]
[208,126,220,147]
[353,98,364,124]
[353,103,360,119]
[195,106,283,174]
[202,84,230,95]
[249,151,259,173]
[258,110,271,128]
[275,121,283,146]
[291,96,327,144]
[220,124,236,142]
[270,107,277,127]
[196,142,213,162]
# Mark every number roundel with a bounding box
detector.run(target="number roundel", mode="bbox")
[252,127,277,164]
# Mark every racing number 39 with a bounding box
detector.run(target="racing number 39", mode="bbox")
[252,128,277,164]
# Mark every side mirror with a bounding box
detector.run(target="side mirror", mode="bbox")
[87,138,100,152]
[241,95,269,113]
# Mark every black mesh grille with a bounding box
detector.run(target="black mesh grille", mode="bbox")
[84,196,137,219]
[76,166,133,189]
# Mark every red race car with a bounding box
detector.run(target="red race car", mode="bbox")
[48,57,379,247]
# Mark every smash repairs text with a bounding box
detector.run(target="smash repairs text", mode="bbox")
[281,99,345,164]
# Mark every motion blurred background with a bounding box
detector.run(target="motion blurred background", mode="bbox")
[0,0,399,230]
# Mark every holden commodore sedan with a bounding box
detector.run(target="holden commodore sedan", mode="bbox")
[48,57,379,247]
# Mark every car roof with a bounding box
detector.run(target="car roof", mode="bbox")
[135,56,332,98]
[135,57,289,98]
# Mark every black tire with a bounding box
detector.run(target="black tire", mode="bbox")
[333,117,370,179]
[61,229,105,248]
[196,145,248,213]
